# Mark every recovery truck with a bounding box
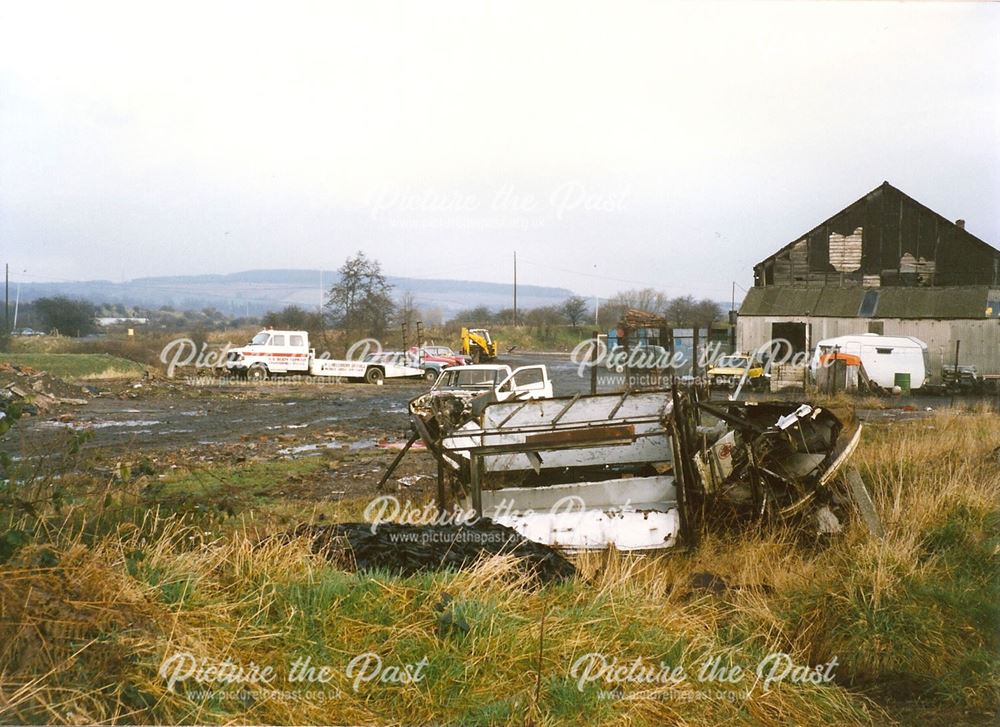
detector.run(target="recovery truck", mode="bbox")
[224,329,423,384]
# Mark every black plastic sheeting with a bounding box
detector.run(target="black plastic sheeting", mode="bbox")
[291,519,576,583]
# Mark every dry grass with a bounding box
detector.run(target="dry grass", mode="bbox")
[1,409,997,725]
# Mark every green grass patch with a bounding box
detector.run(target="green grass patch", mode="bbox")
[0,352,145,379]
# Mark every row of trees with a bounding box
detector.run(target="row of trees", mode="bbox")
[448,292,721,331]
[5,297,260,338]
[316,252,724,341]
[5,253,724,345]
[5,296,99,337]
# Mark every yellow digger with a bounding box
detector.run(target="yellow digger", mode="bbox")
[460,327,498,363]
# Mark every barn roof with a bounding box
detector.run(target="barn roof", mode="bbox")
[739,285,999,319]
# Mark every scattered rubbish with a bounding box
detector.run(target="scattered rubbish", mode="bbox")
[843,467,885,539]
[816,505,843,535]
[290,520,576,582]
[397,475,430,488]
[0,362,91,413]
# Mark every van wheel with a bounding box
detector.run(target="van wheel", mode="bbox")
[423,369,437,381]
[365,367,385,385]
[247,364,269,381]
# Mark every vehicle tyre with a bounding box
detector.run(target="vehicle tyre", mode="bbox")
[423,369,437,381]
[365,367,385,385]
[247,364,268,381]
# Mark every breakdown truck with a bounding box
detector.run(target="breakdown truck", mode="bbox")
[224,329,423,384]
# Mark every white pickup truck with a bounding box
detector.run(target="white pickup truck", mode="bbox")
[224,329,423,384]
[409,363,554,437]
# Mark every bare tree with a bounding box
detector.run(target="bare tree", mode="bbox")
[664,295,720,326]
[561,295,588,328]
[394,291,418,341]
[449,305,494,326]
[326,251,395,340]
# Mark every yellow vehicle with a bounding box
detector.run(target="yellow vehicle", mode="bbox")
[706,353,766,390]
[461,327,498,363]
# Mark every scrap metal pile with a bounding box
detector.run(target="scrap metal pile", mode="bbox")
[404,383,864,552]
[672,392,862,543]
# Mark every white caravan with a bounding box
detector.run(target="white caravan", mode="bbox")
[809,334,930,390]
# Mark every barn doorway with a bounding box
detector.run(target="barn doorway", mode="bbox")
[770,322,809,356]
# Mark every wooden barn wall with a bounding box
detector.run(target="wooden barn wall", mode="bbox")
[754,185,997,287]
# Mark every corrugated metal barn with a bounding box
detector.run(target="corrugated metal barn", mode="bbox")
[737,182,1000,378]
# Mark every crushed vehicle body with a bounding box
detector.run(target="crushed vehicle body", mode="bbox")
[402,383,862,553]
[408,364,553,442]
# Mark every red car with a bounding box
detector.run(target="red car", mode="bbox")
[408,345,469,367]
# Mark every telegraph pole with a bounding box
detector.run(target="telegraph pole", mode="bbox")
[4,263,8,333]
[513,251,518,326]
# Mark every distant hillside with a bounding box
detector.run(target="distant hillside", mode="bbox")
[15,269,577,318]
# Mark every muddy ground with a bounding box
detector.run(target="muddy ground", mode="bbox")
[4,352,995,506]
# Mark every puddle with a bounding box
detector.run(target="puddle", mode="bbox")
[39,421,81,430]
[279,439,375,457]
[90,419,162,429]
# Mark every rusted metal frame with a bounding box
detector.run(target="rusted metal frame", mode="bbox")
[412,414,463,469]
[376,431,420,491]
[607,389,630,419]
[448,429,662,458]
[549,392,582,427]
[452,412,666,440]
[469,453,484,517]
[496,400,531,429]
[745,444,767,519]
[696,401,767,435]
[669,384,697,547]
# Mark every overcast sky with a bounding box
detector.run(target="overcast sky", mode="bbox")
[1,1,997,301]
